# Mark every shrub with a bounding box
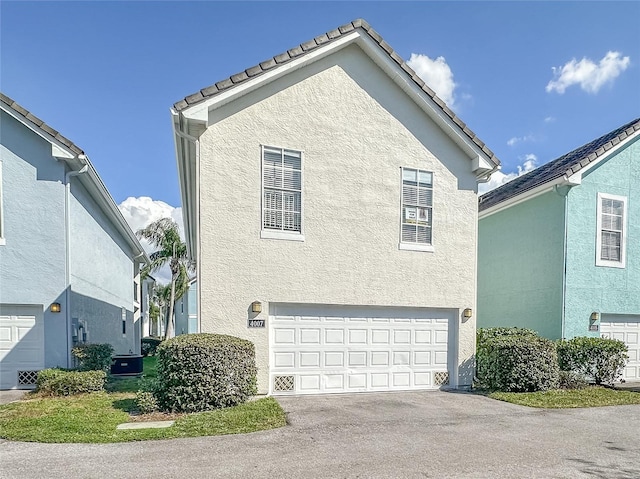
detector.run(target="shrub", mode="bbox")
[36,368,106,396]
[155,333,257,413]
[558,370,588,390]
[72,343,114,371]
[135,391,160,414]
[557,337,628,385]
[476,328,559,392]
[141,337,162,357]
[476,327,540,381]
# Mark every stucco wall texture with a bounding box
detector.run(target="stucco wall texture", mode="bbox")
[564,137,640,338]
[477,191,566,338]
[197,45,480,392]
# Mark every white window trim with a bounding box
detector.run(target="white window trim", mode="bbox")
[595,192,627,268]
[260,144,305,241]
[0,160,4,246]
[398,167,435,253]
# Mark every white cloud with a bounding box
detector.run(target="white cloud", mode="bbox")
[546,51,630,94]
[544,116,556,123]
[479,154,538,194]
[407,53,457,107]
[507,134,535,147]
[118,196,183,284]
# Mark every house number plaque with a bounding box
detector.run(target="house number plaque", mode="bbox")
[248,319,265,328]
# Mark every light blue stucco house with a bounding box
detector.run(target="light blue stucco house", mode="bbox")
[478,118,640,381]
[0,94,148,389]
[175,278,198,336]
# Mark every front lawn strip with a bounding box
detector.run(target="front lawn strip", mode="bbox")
[0,393,285,443]
[489,386,640,408]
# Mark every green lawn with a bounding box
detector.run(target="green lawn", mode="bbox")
[0,356,286,443]
[489,387,640,408]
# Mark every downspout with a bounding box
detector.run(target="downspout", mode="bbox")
[555,184,570,339]
[64,158,88,367]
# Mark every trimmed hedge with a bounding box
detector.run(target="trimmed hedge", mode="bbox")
[155,333,257,413]
[141,337,162,357]
[71,343,114,371]
[557,336,628,385]
[36,369,106,396]
[477,328,559,392]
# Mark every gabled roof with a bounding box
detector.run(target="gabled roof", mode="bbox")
[173,18,500,169]
[479,118,640,213]
[0,92,148,264]
[1,93,85,156]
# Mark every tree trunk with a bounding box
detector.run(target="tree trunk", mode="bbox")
[165,274,177,340]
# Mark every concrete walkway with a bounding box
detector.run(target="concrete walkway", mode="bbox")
[0,389,28,404]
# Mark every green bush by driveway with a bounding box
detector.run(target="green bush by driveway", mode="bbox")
[476,328,559,392]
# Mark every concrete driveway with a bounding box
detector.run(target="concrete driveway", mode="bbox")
[1,391,639,479]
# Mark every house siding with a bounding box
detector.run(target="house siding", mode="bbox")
[0,107,140,373]
[477,191,566,339]
[69,179,138,355]
[197,45,479,392]
[0,110,68,367]
[564,137,640,338]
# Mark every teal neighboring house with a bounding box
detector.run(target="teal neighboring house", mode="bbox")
[175,278,198,336]
[478,118,640,382]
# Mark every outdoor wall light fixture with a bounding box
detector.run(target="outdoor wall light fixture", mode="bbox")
[590,312,600,321]
[463,308,473,319]
[50,303,61,313]
[251,301,262,314]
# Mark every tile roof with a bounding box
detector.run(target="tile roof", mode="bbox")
[479,118,640,212]
[0,92,85,156]
[173,18,499,167]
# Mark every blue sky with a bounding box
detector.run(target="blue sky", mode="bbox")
[2,1,638,226]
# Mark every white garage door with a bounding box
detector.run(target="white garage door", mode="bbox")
[269,303,455,395]
[601,315,640,381]
[0,305,44,389]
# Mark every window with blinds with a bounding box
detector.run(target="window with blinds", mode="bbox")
[400,168,433,246]
[596,193,627,268]
[262,146,302,235]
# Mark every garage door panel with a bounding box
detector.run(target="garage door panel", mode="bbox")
[0,306,44,389]
[601,315,640,382]
[270,304,454,395]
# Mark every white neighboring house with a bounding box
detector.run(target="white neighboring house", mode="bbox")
[172,19,500,395]
[140,275,156,338]
[0,94,148,389]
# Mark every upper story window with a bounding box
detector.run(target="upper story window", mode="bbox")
[261,146,304,241]
[596,192,627,268]
[399,168,434,252]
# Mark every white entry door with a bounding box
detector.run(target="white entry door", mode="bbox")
[0,305,44,389]
[601,315,640,381]
[269,303,455,395]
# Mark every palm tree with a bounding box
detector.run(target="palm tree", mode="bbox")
[137,218,193,339]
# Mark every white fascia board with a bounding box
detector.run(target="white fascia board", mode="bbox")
[355,34,495,169]
[478,176,572,219]
[181,32,362,123]
[0,102,76,160]
[565,130,640,184]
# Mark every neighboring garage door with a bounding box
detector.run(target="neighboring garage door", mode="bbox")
[0,305,44,389]
[269,303,455,395]
[601,315,640,381]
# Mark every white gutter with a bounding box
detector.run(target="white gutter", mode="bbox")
[64,158,88,367]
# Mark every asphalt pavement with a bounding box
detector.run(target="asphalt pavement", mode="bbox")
[1,390,639,479]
